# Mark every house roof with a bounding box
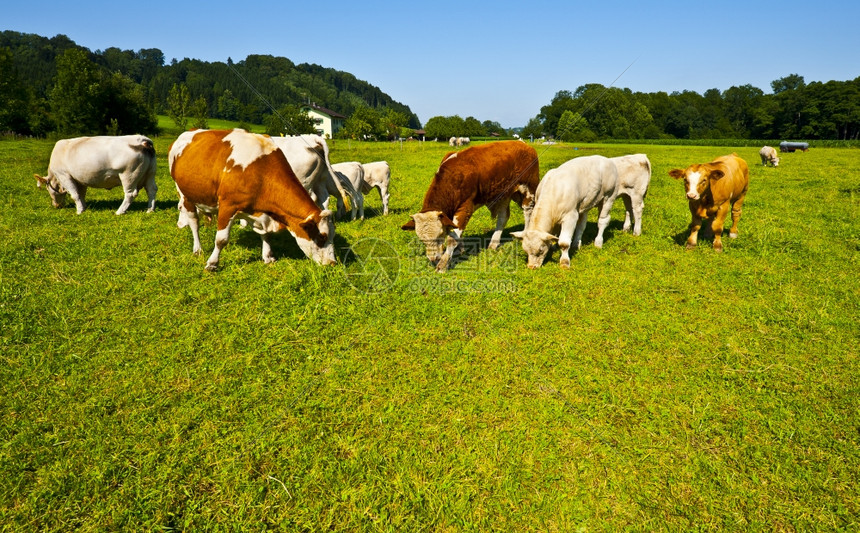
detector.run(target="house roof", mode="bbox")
[302,103,346,119]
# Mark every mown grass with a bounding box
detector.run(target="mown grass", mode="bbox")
[1,133,858,531]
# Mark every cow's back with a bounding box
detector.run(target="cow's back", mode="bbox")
[169,130,240,206]
[612,154,651,194]
[711,154,749,200]
[541,155,616,213]
[426,141,539,210]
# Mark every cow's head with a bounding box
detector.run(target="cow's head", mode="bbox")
[771,156,780,167]
[511,229,558,269]
[295,209,337,266]
[669,164,724,201]
[401,210,456,264]
[34,174,68,208]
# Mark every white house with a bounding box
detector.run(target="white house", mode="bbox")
[301,103,346,138]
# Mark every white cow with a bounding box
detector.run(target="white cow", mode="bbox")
[512,155,618,269]
[457,137,471,147]
[331,161,366,220]
[360,161,391,215]
[609,154,652,236]
[760,145,780,167]
[270,135,358,219]
[449,137,457,147]
[34,135,157,215]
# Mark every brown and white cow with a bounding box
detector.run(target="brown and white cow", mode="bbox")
[34,135,157,214]
[759,145,780,167]
[669,153,749,252]
[168,129,336,271]
[402,140,540,272]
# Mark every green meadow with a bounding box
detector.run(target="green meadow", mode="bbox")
[1,133,858,531]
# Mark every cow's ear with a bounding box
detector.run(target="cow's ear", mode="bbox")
[709,170,725,180]
[401,218,416,231]
[545,234,559,244]
[511,231,525,240]
[668,169,685,180]
[439,214,456,229]
[34,174,47,188]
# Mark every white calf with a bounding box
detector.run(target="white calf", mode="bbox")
[609,154,652,236]
[361,161,391,215]
[331,161,366,220]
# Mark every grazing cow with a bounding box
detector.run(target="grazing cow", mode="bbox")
[669,153,749,252]
[34,135,157,215]
[759,145,780,167]
[449,137,457,147]
[270,135,356,219]
[331,162,366,220]
[402,140,540,272]
[512,155,618,269]
[610,154,652,236]
[168,129,336,271]
[361,161,391,215]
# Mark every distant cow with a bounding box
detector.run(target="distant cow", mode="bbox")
[457,137,471,147]
[610,154,652,236]
[361,161,391,215]
[270,135,356,219]
[402,140,540,272]
[759,146,780,167]
[449,137,457,147]
[168,129,336,271]
[34,135,157,215]
[331,161,366,220]
[669,153,749,252]
[512,155,618,269]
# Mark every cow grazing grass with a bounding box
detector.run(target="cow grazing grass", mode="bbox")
[1,135,858,531]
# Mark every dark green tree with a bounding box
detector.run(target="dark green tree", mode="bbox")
[50,48,103,134]
[167,83,191,130]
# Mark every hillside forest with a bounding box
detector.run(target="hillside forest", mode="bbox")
[1,31,859,142]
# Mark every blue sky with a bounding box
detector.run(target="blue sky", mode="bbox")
[5,0,858,128]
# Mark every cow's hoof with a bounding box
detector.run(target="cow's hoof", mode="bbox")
[559,259,570,269]
[685,243,696,250]
[729,232,738,239]
[204,263,218,272]
[714,245,724,253]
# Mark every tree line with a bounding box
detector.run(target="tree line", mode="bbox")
[0,31,420,137]
[2,31,858,142]
[517,75,860,142]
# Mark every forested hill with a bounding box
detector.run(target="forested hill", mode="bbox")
[0,31,421,131]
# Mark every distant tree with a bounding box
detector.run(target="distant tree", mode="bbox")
[341,106,382,139]
[520,116,544,139]
[263,105,316,136]
[556,110,595,142]
[771,74,805,94]
[0,47,30,133]
[381,108,408,140]
[191,96,208,129]
[50,48,104,134]
[102,72,157,134]
[167,83,191,130]
[217,89,240,121]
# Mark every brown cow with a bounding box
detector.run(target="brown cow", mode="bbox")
[669,153,749,252]
[169,129,336,271]
[401,141,540,272]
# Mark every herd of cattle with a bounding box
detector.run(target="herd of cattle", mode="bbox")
[33,130,763,272]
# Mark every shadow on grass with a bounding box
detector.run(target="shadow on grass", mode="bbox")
[77,199,176,213]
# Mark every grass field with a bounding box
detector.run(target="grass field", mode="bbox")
[1,133,858,531]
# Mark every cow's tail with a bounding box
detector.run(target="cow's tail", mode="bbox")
[317,139,352,212]
[132,136,156,158]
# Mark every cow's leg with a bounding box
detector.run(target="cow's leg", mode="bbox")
[729,194,746,239]
[594,199,614,248]
[64,179,87,214]
[436,228,463,273]
[379,184,390,215]
[144,175,158,213]
[631,195,645,236]
[711,203,731,252]
[621,194,634,232]
[357,191,365,220]
[177,198,203,256]
[558,213,579,269]
[205,212,235,271]
[116,178,140,215]
[686,204,703,250]
[488,202,510,250]
[518,186,536,229]
[260,232,276,264]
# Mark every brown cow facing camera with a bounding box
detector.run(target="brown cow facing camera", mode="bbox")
[669,153,749,252]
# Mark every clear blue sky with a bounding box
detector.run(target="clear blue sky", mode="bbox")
[5,0,858,128]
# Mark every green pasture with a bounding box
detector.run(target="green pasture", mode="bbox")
[1,134,858,531]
